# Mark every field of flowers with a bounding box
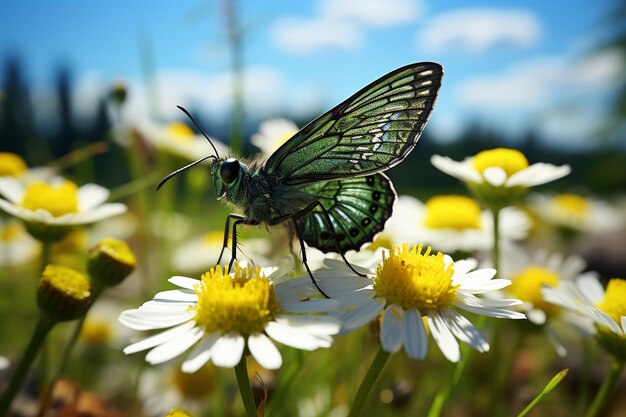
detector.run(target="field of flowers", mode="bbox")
[1,2,626,416]
[1,94,625,417]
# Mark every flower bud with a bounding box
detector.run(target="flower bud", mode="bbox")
[37,265,92,321]
[87,238,136,291]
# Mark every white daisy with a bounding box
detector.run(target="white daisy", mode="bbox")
[120,261,341,371]
[385,195,530,253]
[135,119,228,161]
[251,118,299,157]
[0,177,126,241]
[542,276,626,360]
[304,244,525,362]
[431,148,571,189]
[0,218,39,266]
[499,245,598,355]
[528,192,623,234]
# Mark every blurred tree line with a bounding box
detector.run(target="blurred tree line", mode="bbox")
[1,56,625,196]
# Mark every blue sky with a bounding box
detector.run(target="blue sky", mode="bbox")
[1,0,622,145]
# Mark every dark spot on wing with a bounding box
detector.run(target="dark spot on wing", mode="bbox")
[349,228,359,237]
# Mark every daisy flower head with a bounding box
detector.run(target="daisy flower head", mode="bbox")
[386,195,530,253]
[251,118,298,157]
[136,119,228,161]
[0,176,126,242]
[312,244,525,362]
[543,276,626,361]
[119,261,341,371]
[529,192,623,235]
[499,245,600,355]
[431,148,571,210]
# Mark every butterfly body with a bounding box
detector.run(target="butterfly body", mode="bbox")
[211,158,317,224]
[164,62,443,263]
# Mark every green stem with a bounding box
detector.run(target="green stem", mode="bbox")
[234,357,257,417]
[40,242,52,273]
[0,315,56,416]
[583,358,624,417]
[491,207,501,274]
[35,289,102,417]
[38,242,52,390]
[348,347,391,417]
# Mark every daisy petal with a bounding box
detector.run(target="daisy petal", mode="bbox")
[280,298,339,313]
[427,311,460,362]
[340,298,385,330]
[265,322,331,350]
[444,310,488,353]
[123,321,197,354]
[0,177,24,203]
[77,184,110,211]
[145,327,204,364]
[404,308,427,360]
[210,334,246,368]
[483,167,507,186]
[181,332,220,373]
[154,289,198,302]
[169,276,201,290]
[248,333,283,370]
[381,304,404,353]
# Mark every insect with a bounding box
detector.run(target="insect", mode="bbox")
[159,62,443,292]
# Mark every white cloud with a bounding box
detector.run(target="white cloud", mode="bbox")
[457,49,623,110]
[320,0,421,27]
[454,48,624,142]
[272,0,422,54]
[417,8,541,53]
[271,17,361,54]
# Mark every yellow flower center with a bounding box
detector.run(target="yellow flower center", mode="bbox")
[21,180,79,217]
[472,148,529,177]
[170,364,215,400]
[41,264,91,301]
[0,152,28,177]
[374,244,458,311]
[165,408,194,417]
[167,122,195,142]
[422,195,482,229]
[596,278,626,324]
[192,264,279,335]
[552,194,589,218]
[508,266,561,317]
[80,318,113,343]
[94,237,137,267]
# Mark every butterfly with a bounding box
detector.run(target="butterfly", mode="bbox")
[159,62,443,292]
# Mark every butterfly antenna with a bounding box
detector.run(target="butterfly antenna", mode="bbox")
[177,105,221,158]
[156,155,215,190]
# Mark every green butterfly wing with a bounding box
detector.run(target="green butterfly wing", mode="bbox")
[299,173,396,253]
[263,62,443,186]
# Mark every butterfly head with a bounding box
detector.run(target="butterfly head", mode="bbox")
[212,157,247,199]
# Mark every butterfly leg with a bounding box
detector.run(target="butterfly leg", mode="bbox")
[269,201,367,279]
[228,217,249,270]
[217,213,246,265]
[292,219,330,299]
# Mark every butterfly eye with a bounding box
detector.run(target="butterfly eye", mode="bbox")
[220,158,240,186]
